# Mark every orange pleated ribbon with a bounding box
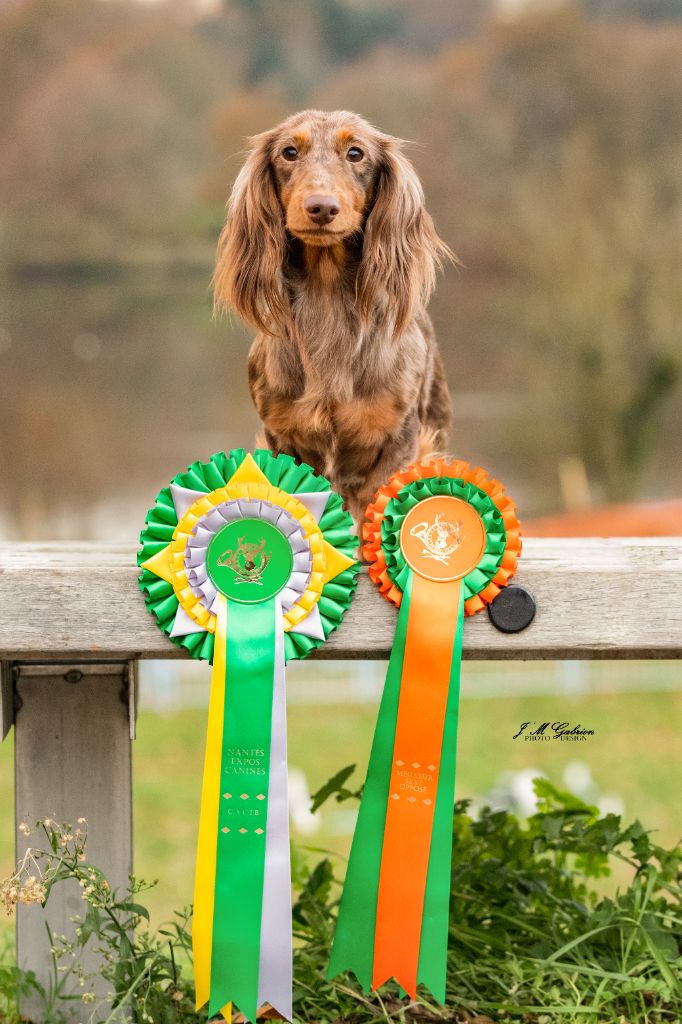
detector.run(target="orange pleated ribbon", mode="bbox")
[329,457,522,1003]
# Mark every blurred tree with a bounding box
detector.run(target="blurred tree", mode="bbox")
[479,11,682,499]
[1,0,681,528]
[586,0,682,19]
[308,9,681,501]
[198,0,403,100]
[0,0,227,265]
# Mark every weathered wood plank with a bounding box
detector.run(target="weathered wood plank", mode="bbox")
[0,539,681,660]
[14,664,132,1022]
[0,661,12,740]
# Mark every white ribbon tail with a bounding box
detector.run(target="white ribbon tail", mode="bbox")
[257,598,293,1021]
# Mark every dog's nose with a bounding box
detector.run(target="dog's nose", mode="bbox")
[303,194,340,226]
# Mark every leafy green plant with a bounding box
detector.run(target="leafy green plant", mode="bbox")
[1,819,199,1024]
[1,775,680,1023]
[295,772,682,1024]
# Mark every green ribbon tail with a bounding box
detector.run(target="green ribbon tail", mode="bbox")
[417,582,464,1001]
[209,597,277,1021]
[328,572,414,989]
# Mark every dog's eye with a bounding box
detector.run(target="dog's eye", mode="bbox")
[282,146,298,161]
[347,146,364,163]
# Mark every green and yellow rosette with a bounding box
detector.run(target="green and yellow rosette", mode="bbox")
[329,457,521,1002]
[138,450,358,1023]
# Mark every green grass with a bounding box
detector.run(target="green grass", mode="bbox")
[101,680,682,930]
[1,666,680,939]
[3,784,681,1023]
[0,665,681,1023]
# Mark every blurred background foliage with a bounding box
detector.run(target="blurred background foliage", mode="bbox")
[1,0,681,964]
[1,0,681,538]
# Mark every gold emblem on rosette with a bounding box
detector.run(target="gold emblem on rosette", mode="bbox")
[399,495,486,583]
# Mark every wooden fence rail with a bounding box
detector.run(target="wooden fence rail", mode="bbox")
[1,537,681,1019]
[2,538,682,662]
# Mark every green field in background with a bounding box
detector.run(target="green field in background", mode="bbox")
[1,680,680,944]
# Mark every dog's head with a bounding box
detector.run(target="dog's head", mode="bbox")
[214,109,452,336]
[265,109,383,246]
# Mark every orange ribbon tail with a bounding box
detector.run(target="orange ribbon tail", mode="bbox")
[372,574,461,996]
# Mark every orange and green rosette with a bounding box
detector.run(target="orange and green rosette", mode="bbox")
[329,457,521,1003]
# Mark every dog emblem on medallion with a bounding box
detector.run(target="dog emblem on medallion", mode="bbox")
[216,536,271,585]
[409,513,463,565]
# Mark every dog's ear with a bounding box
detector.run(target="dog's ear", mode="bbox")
[213,130,289,334]
[358,137,453,337]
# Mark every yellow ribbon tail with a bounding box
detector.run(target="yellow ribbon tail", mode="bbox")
[193,594,228,1010]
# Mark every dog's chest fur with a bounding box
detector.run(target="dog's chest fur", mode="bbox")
[247,244,440,516]
[268,254,424,433]
[311,249,424,378]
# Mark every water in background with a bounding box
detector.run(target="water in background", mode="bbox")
[5,271,680,542]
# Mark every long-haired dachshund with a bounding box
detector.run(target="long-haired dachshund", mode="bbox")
[214,109,454,520]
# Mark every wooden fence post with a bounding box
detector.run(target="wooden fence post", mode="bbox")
[13,662,136,1022]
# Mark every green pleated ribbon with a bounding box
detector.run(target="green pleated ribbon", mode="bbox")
[382,477,507,600]
[327,572,414,988]
[208,597,276,1020]
[137,449,357,664]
